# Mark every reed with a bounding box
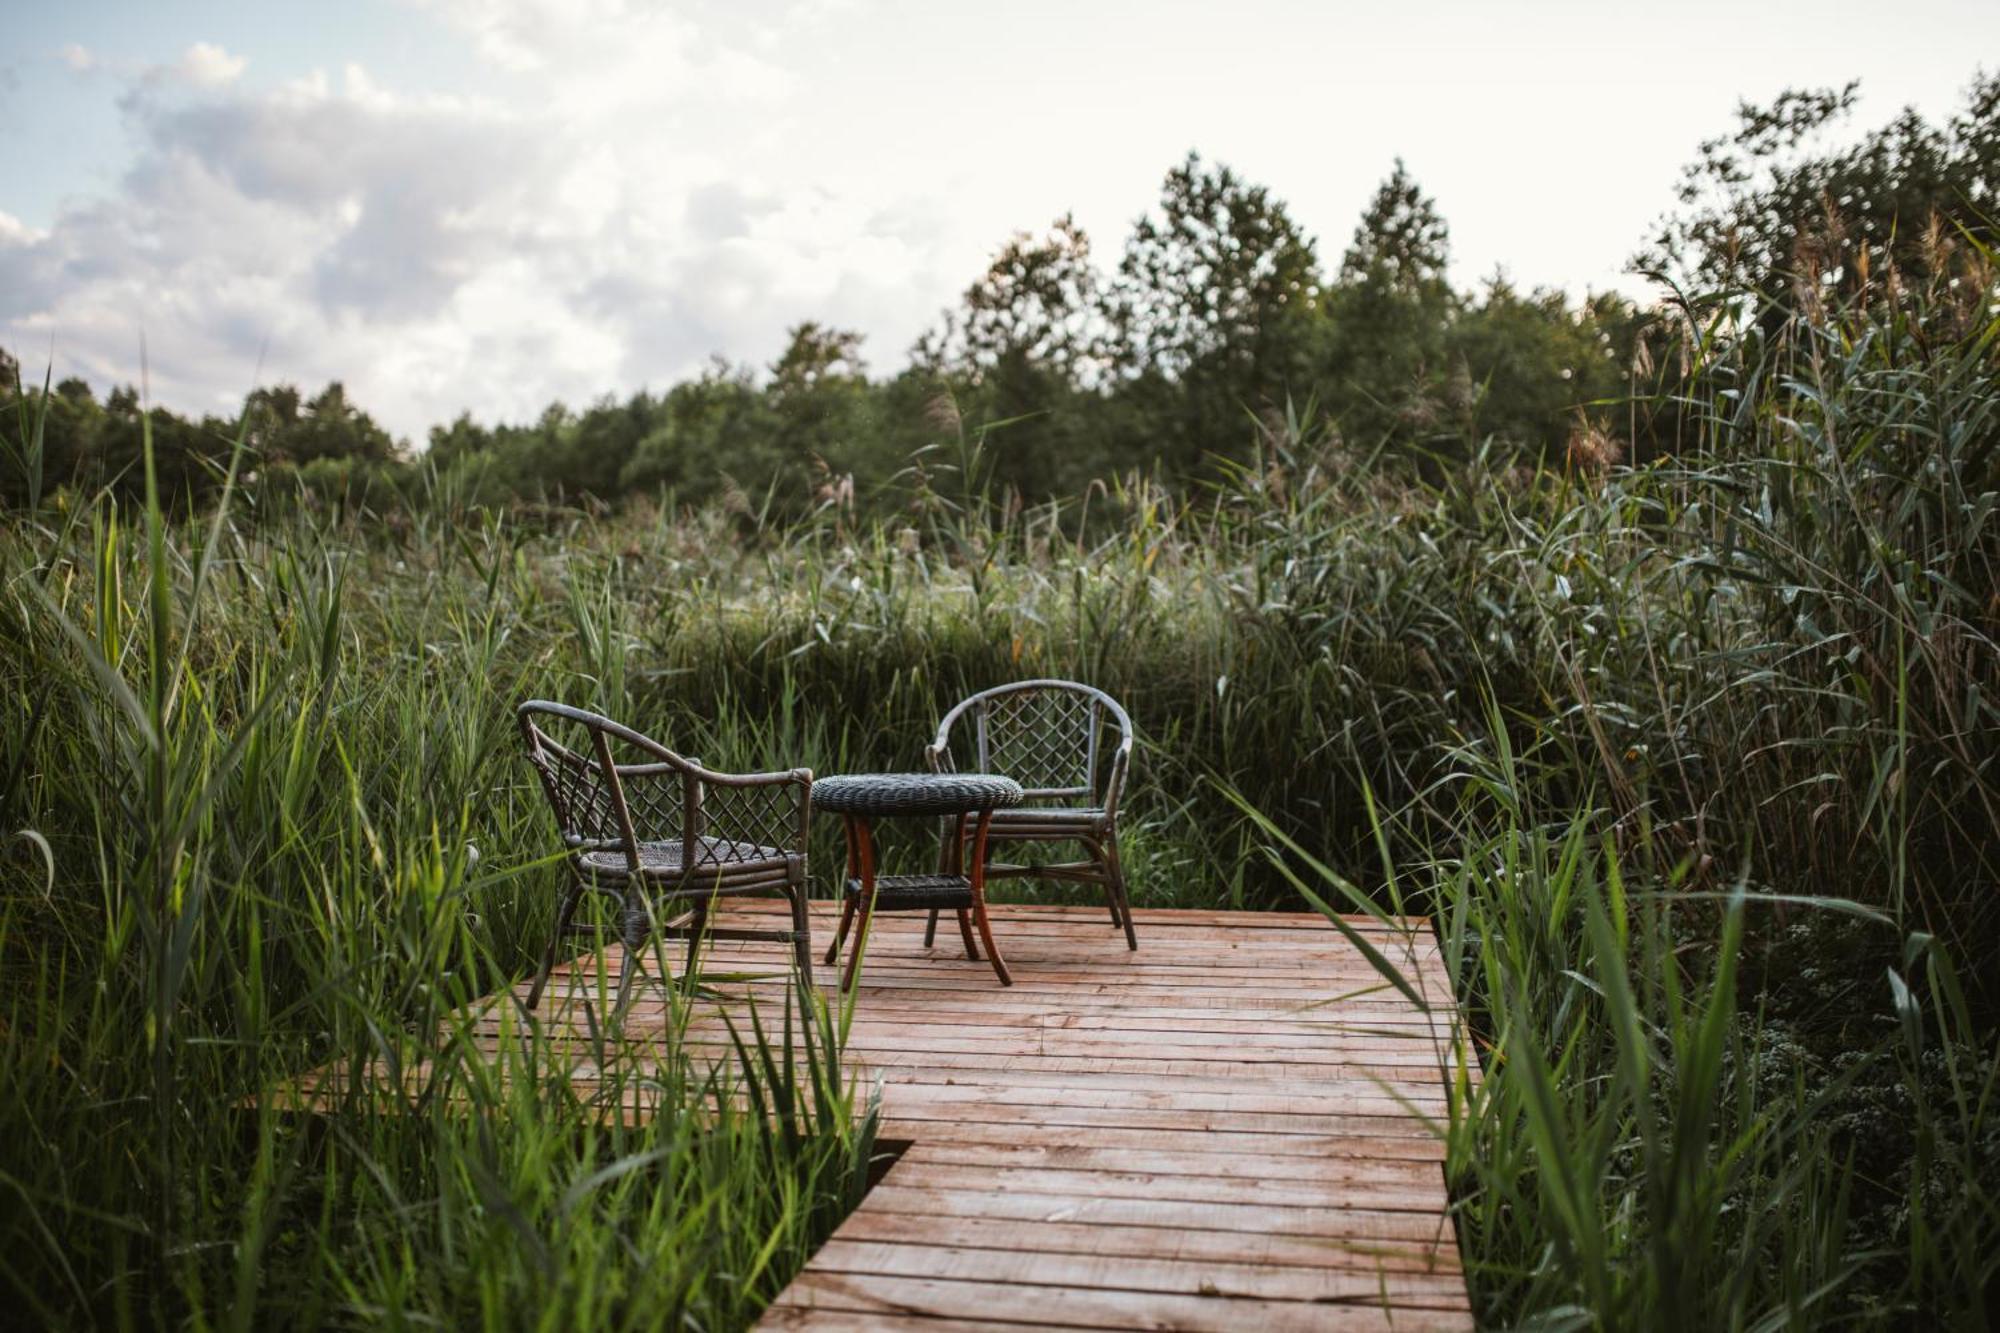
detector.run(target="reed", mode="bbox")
[1,271,1994,1326]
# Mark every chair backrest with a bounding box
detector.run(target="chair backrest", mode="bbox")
[516,700,696,875]
[933,680,1133,805]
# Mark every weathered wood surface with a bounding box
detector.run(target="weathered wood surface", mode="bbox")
[507,901,1476,1331]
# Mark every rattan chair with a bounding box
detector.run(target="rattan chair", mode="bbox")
[925,680,1138,950]
[516,700,813,1012]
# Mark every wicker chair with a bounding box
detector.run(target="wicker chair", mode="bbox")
[515,701,813,1012]
[925,680,1137,950]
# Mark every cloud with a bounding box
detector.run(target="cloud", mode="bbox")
[0,210,39,246]
[179,42,246,88]
[60,44,96,73]
[2,14,959,440]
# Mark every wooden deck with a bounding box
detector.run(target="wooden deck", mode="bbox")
[526,901,1476,1331]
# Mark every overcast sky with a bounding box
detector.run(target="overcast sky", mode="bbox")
[2,0,1993,441]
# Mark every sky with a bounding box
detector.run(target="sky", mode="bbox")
[2,0,1994,442]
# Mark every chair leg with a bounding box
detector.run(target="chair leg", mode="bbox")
[925,811,961,948]
[614,905,647,1017]
[1102,859,1125,928]
[1085,838,1124,929]
[826,814,860,965]
[825,896,856,966]
[1104,835,1137,951]
[790,879,815,985]
[955,908,981,960]
[840,894,874,992]
[526,879,583,1011]
[681,899,707,993]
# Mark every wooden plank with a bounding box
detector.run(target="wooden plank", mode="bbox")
[858,1063,1453,1101]
[852,1183,1463,1244]
[802,1239,1473,1307]
[829,1210,1462,1274]
[529,1046,1459,1096]
[675,1033,1458,1070]
[778,901,1431,934]
[586,970,1451,1007]
[802,1027,1461,1058]
[870,1102,1446,1143]
[763,1271,1474,1333]
[865,1077,1448,1117]
[868,1123,1450,1163]
[892,1141,1442,1184]
[879,1162,1448,1213]
[759,1313,1036,1333]
[662,1005,1455,1037]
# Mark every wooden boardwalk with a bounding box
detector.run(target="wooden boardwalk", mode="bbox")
[526,901,1475,1331]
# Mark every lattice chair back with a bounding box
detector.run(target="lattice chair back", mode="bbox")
[935,680,1134,807]
[519,700,813,879]
[517,701,695,877]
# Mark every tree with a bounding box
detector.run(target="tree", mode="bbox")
[915,216,1108,499]
[247,382,397,467]
[1642,74,2000,300]
[1110,153,1321,380]
[766,323,876,509]
[618,360,778,508]
[1447,279,1642,463]
[1107,153,1324,476]
[1338,158,1451,294]
[562,392,655,499]
[920,214,1105,385]
[89,385,230,506]
[1319,161,1460,452]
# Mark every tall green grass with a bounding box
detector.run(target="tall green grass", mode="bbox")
[2,271,1995,1327]
[0,410,874,1329]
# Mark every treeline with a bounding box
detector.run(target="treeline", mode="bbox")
[4,76,1995,516]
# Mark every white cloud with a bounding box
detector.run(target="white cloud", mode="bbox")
[3,11,959,440]
[60,43,96,73]
[0,209,44,245]
[179,42,246,88]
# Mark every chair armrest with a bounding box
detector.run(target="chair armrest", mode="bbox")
[687,764,814,857]
[931,695,980,771]
[1102,736,1133,823]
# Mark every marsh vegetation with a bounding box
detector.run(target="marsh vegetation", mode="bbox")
[2,77,1996,1330]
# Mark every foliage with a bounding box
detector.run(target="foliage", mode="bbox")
[4,263,1998,1326]
[0,424,875,1329]
[1643,71,2000,300]
[914,214,1108,498]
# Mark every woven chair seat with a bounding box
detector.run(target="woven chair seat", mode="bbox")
[840,872,975,911]
[813,772,1023,818]
[987,806,1107,832]
[578,835,786,878]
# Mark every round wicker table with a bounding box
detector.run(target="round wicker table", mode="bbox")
[814,772,1023,990]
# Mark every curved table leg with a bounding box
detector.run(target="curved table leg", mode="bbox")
[966,807,1011,986]
[824,813,860,966]
[948,811,980,958]
[840,816,877,992]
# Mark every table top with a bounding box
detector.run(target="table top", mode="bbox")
[812,771,1023,817]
